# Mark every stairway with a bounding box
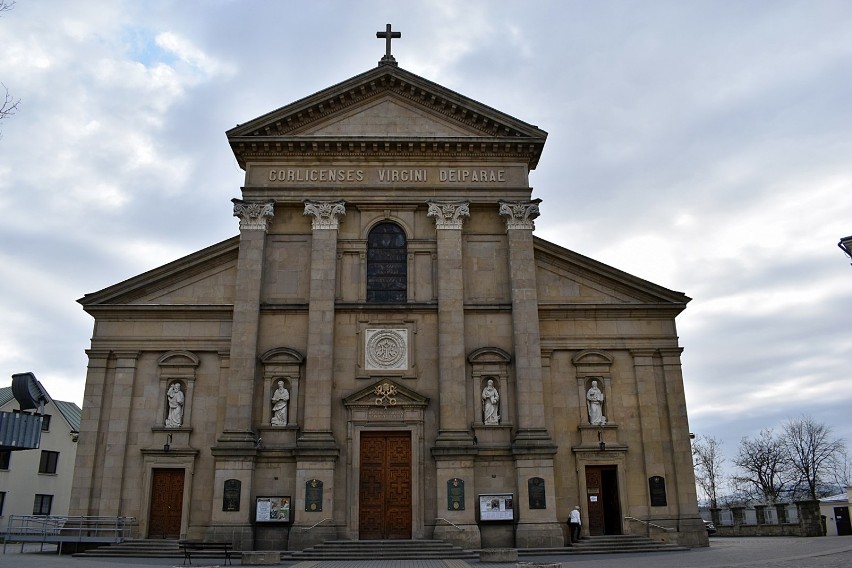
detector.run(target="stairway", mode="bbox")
[291,539,478,560]
[73,539,227,560]
[522,534,688,556]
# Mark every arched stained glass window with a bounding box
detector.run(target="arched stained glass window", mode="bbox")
[367,223,407,303]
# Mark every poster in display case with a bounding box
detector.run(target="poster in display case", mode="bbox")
[478,493,514,521]
[255,496,292,523]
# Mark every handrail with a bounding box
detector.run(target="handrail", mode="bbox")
[3,515,136,554]
[435,517,464,531]
[301,518,333,532]
[623,516,676,535]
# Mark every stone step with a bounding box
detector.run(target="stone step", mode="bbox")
[291,539,478,560]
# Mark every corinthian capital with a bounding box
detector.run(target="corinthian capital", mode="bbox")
[303,200,346,230]
[498,199,542,230]
[426,200,470,230]
[232,198,275,231]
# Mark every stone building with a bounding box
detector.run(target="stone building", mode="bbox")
[70,45,707,550]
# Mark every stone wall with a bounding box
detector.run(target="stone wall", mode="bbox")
[713,501,823,537]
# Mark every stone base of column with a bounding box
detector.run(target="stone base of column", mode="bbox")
[433,429,476,450]
[434,523,481,550]
[511,429,557,455]
[288,524,338,550]
[215,429,259,450]
[514,522,564,548]
[296,431,340,457]
[205,523,254,551]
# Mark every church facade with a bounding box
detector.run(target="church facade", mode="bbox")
[70,51,707,550]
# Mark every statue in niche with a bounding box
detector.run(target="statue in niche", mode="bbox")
[271,380,290,426]
[165,382,184,428]
[482,379,500,425]
[586,380,606,426]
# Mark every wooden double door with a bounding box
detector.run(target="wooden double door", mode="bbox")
[585,465,622,536]
[359,431,412,539]
[148,468,184,538]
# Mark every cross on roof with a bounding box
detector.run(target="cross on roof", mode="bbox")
[376,23,401,66]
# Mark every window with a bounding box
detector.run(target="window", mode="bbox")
[0,492,5,516]
[40,414,51,431]
[33,494,53,516]
[367,222,407,303]
[38,450,59,474]
[0,450,10,470]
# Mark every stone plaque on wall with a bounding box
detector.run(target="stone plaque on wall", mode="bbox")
[305,479,323,512]
[528,477,546,509]
[649,476,667,507]
[223,479,241,512]
[447,478,465,511]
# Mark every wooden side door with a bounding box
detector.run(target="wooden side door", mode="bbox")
[359,431,412,539]
[585,465,622,536]
[148,468,185,539]
[585,466,605,535]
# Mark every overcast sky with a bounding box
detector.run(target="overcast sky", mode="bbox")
[2,0,851,468]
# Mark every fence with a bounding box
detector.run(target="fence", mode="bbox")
[704,501,819,537]
[2,515,136,554]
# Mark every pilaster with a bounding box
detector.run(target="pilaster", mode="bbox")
[631,349,666,517]
[69,350,110,516]
[100,351,139,516]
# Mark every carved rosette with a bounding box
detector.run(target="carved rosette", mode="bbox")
[426,200,470,230]
[365,329,408,371]
[232,198,275,231]
[303,200,346,230]
[498,199,542,230]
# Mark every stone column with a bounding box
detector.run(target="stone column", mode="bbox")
[427,200,474,446]
[498,200,561,548]
[208,199,273,549]
[288,200,345,550]
[775,502,788,525]
[218,199,275,444]
[298,199,345,446]
[426,201,480,549]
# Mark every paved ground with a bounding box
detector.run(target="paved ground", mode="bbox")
[3,536,852,568]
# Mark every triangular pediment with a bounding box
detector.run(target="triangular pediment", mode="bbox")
[344,378,429,408]
[78,237,239,308]
[227,65,547,169]
[298,95,479,137]
[533,237,690,309]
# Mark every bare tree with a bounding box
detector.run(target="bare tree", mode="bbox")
[782,415,846,500]
[0,1,19,135]
[731,428,795,503]
[692,435,725,508]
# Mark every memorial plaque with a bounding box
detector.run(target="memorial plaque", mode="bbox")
[305,479,323,512]
[649,476,667,507]
[528,477,546,509]
[223,479,241,512]
[447,478,465,511]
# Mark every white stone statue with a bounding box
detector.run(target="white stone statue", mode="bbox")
[271,380,290,426]
[586,380,606,426]
[165,382,184,428]
[482,379,500,425]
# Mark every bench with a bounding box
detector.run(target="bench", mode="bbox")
[178,540,233,565]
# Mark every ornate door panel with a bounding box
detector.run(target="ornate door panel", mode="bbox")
[359,432,412,539]
[148,468,184,538]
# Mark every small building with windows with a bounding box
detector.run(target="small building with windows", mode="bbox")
[69,47,706,550]
[0,385,81,532]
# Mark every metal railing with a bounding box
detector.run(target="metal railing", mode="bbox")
[3,515,136,554]
[623,516,676,538]
[435,517,464,531]
[301,518,333,532]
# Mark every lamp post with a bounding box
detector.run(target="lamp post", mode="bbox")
[839,235,852,265]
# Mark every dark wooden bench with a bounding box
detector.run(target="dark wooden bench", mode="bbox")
[178,540,232,565]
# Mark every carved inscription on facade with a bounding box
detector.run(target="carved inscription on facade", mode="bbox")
[254,165,523,186]
[365,329,408,371]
